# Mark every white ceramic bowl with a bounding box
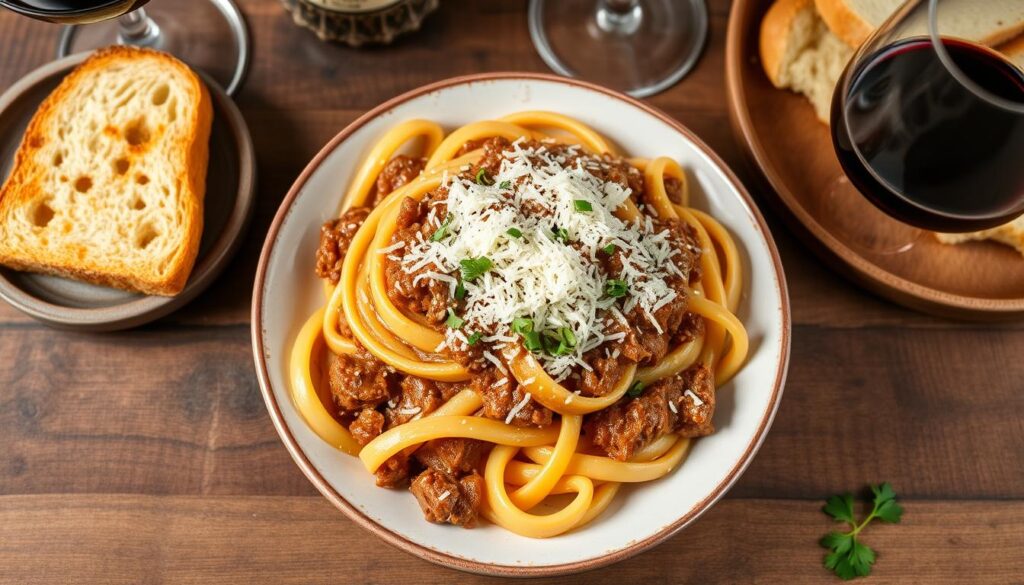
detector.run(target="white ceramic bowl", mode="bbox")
[252,73,790,577]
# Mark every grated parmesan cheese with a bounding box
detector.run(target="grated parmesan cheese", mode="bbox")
[505,392,532,424]
[377,241,405,254]
[400,143,682,380]
[685,389,704,407]
[482,351,507,375]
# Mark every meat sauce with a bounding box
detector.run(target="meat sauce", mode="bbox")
[314,139,717,527]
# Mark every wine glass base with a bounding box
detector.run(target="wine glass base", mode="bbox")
[529,0,708,98]
[818,176,924,255]
[56,0,250,96]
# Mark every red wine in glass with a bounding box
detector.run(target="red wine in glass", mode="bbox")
[832,37,1024,233]
[0,0,149,24]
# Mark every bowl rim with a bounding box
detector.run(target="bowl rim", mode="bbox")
[0,50,257,331]
[723,0,1024,319]
[250,71,792,577]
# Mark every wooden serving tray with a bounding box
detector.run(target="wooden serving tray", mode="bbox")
[725,0,1024,319]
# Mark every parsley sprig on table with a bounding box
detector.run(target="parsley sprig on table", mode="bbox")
[820,482,903,580]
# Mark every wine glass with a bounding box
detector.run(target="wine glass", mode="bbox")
[529,0,708,98]
[823,0,1024,254]
[0,0,250,96]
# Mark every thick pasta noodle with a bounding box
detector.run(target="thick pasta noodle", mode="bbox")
[289,113,749,538]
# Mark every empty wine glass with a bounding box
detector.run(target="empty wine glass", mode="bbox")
[529,0,708,98]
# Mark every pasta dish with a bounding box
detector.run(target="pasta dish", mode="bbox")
[289,112,748,538]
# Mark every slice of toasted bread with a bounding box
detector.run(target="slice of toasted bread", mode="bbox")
[0,46,212,296]
[814,0,1024,49]
[760,0,853,123]
[999,32,1024,68]
[935,215,1024,257]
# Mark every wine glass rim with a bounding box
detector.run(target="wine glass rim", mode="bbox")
[928,0,1024,114]
[0,0,132,18]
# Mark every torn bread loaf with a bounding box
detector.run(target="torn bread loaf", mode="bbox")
[760,0,854,123]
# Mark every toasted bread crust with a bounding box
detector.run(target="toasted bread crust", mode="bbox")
[813,0,872,48]
[999,33,1024,66]
[815,0,1024,49]
[760,0,814,87]
[0,47,212,296]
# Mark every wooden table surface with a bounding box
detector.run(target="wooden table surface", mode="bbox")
[1,1,1022,583]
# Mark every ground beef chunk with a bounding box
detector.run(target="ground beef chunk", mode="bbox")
[585,364,716,461]
[470,137,512,179]
[375,452,412,488]
[315,207,371,285]
[385,376,464,428]
[599,216,699,366]
[329,351,393,413]
[673,312,705,346]
[410,469,486,527]
[474,372,553,428]
[374,155,425,205]
[663,176,686,204]
[415,438,489,476]
[620,284,689,366]
[441,341,487,372]
[349,408,385,446]
[454,137,491,157]
[677,363,715,438]
[383,196,452,327]
[596,152,645,196]
[579,349,628,397]
[661,217,703,285]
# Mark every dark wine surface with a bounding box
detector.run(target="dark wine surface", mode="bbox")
[0,0,148,24]
[832,37,1024,232]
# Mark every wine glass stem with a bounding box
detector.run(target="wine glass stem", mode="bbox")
[117,8,162,48]
[596,0,642,35]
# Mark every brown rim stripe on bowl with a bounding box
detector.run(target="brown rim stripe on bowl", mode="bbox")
[251,72,791,577]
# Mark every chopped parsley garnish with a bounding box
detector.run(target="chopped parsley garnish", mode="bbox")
[511,317,534,335]
[821,483,903,580]
[605,279,628,298]
[552,226,571,243]
[466,331,483,346]
[573,199,593,212]
[627,381,644,397]
[543,327,577,356]
[498,180,512,190]
[522,333,544,353]
[602,243,617,254]
[512,318,576,356]
[454,280,466,300]
[430,214,453,242]
[459,256,493,281]
[512,318,543,353]
[506,228,523,238]
[559,327,577,347]
[445,308,464,330]
[475,168,493,186]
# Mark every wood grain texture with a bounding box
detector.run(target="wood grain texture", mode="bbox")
[0,0,1022,582]
[2,324,1022,499]
[1,496,1022,585]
